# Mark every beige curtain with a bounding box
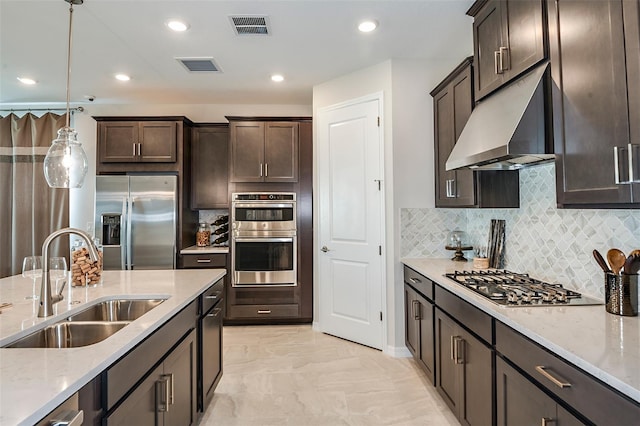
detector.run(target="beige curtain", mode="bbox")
[0,113,69,278]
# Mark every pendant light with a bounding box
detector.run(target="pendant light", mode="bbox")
[43,0,88,189]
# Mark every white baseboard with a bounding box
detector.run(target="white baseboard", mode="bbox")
[384,345,412,358]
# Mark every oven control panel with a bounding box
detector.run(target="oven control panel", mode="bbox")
[233,193,296,201]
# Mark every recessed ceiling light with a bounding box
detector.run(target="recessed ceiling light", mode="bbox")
[115,74,131,82]
[17,77,37,85]
[166,20,189,32]
[358,20,378,33]
[271,74,284,82]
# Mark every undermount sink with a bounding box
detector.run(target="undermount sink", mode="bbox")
[4,298,166,349]
[5,321,130,348]
[65,298,165,322]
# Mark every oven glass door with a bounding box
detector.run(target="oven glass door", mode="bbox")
[232,236,296,286]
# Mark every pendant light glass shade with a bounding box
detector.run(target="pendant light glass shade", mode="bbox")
[44,126,88,188]
[43,0,88,189]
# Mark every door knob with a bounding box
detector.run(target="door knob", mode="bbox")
[321,246,329,252]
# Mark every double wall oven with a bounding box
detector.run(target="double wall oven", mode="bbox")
[231,192,297,287]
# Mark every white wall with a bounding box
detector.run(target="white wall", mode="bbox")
[69,103,311,234]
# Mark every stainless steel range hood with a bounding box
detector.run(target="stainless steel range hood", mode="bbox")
[446,62,554,171]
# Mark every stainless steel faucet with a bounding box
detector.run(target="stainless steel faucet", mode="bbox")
[38,227,99,317]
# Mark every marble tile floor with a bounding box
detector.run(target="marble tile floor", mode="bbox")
[199,324,459,426]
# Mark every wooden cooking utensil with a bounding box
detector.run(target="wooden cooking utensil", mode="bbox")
[624,251,640,275]
[607,248,626,275]
[593,249,611,273]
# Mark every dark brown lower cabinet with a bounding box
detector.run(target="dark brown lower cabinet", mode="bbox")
[404,283,434,384]
[435,308,492,426]
[496,356,584,426]
[105,329,196,426]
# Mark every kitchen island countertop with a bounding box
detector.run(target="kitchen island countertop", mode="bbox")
[402,258,640,404]
[0,268,225,425]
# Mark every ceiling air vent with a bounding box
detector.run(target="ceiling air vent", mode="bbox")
[229,15,270,35]
[176,58,222,73]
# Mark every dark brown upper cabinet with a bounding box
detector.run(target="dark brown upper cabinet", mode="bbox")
[549,0,640,206]
[229,120,299,183]
[98,121,177,163]
[431,57,519,208]
[468,0,546,101]
[190,125,229,209]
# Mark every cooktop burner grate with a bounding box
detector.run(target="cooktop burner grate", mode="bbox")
[444,270,602,306]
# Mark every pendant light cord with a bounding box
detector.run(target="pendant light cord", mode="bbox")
[65,2,74,128]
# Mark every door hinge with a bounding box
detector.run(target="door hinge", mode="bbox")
[379,245,382,255]
[377,116,380,127]
[380,311,383,321]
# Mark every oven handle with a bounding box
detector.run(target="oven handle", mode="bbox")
[234,237,294,243]
[233,202,295,209]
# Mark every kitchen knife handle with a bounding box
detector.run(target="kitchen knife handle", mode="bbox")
[535,365,572,388]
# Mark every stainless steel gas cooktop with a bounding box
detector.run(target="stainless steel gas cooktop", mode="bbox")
[444,270,602,307]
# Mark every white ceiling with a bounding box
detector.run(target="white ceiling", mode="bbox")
[0,0,473,106]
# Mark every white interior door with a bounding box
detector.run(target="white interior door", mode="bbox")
[317,97,384,350]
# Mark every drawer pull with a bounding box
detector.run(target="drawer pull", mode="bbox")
[535,366,572,388]
[541,417,555,426]
[205,294,218,299]
[257,310,272,314]
[409,277,422,285]
[196,259,212,263]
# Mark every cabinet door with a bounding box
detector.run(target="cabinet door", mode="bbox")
[164,330,196,426]
[230,122,265,182]
[201,305,223,407]
[503,0,545,81]
[99,122,139,162]
[105,363,162,425]
[473,0,506,99]
[458,327,492,426]
[416,293,435,384]
[496,356,557,426]
[264,122,299,182]
[191,126,229,209]
[433,61,475,207]
[139,122,177,162]
[435,309,460,415]
[550,0,633,205]
[404,285,420,358]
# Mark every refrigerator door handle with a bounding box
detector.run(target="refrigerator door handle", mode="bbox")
[120,198,127,270]
[127,196,133,270]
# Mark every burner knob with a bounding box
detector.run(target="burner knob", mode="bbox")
[507,293,519,304]
[522,293,533,303]
[556,293,567,303]
[542,293,555,303]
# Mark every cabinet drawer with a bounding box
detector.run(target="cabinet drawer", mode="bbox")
[201,278,224,314]
[105,300,197,410]
[404,266,433,300]
[228,304,299,319]
[182,253,226,268]
[435,285,493,344]
[496,321,640,425]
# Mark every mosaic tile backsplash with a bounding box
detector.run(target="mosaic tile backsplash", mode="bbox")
[401,163,640,298]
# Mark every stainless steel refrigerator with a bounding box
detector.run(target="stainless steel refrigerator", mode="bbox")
[95,175,177,270]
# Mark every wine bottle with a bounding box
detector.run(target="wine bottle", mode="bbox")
[212,215,228,226]
[212,233,228,245]
[212,224,228,235]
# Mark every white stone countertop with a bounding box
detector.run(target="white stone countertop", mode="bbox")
[402,258,640,404]
[0,268,226,425]
[180,245,229,254]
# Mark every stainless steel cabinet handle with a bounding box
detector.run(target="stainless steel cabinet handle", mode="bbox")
[132,143,136,156]
[495,50,502,74]
[450,335,456,361]
[260,163,263,177]
[49,410,84,426]
[499,46,509,71]
[454,337,464,364]
[257,309,272,314]
[535,365,572,388]
[207,307,223,317]
[409,277,422,285]
[138,143,142,156]
[541,417,556,426]
[450,179,456,198]
[413,300,421,320]
[205,294,218,299]
[156,376,170,412]
[265,163,268,177]
[196,259,212,263]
